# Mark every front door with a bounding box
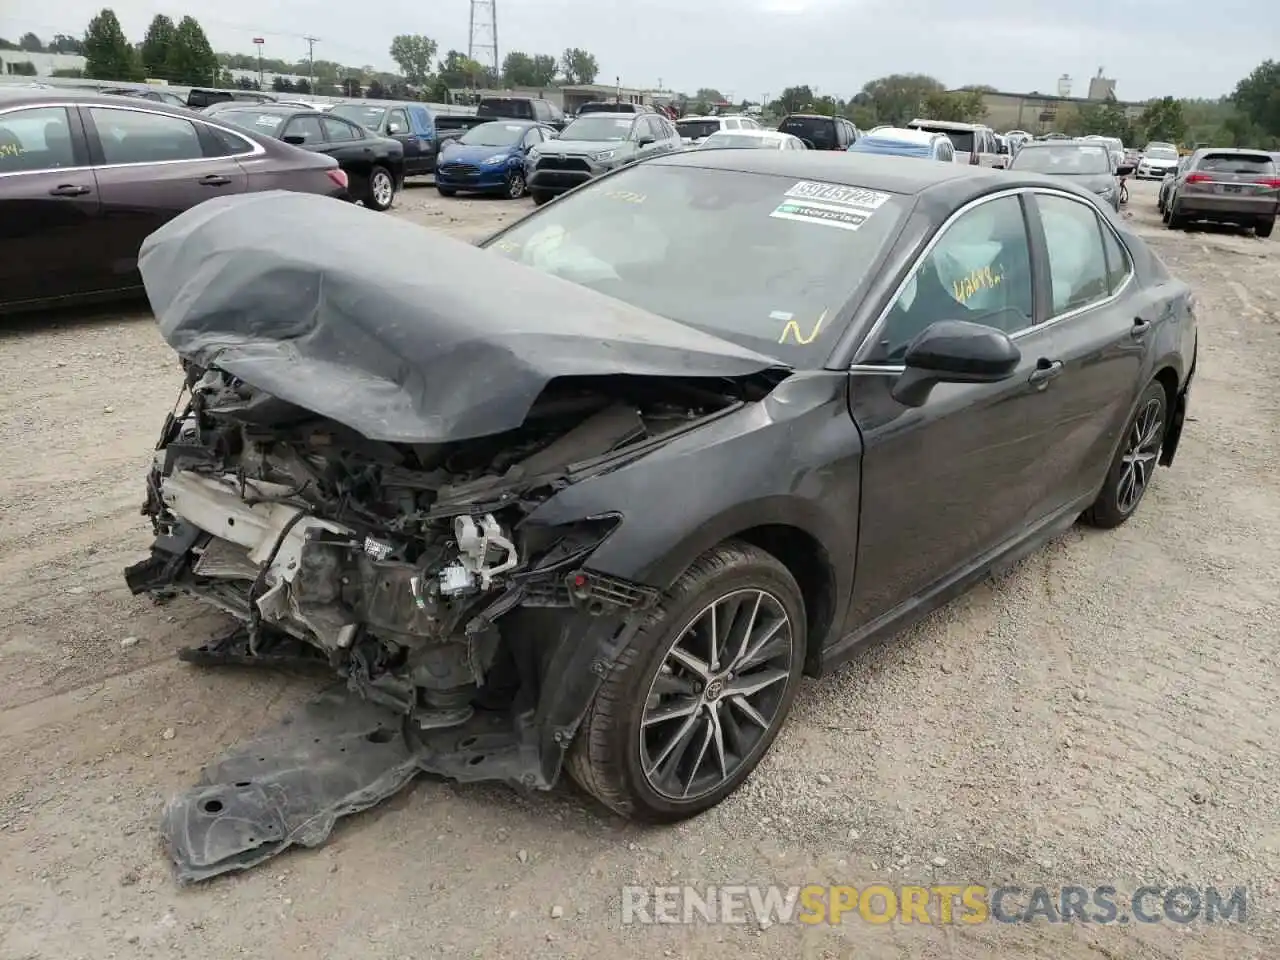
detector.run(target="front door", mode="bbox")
[385,107,426,176]
[0,104,104,306]
[83,105,248,292]
[845,191,1067,630]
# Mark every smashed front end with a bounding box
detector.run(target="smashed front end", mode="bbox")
[125,191,788,881]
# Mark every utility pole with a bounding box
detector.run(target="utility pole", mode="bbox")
[304,35,319,91]
[253,37,264,91]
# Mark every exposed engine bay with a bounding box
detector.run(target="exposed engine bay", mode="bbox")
[126,363,755,723]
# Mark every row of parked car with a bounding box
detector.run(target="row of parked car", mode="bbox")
[1155,148,1280,238]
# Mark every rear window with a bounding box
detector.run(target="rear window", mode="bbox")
[1198,153,1275,175]
[478,98,533,119]
[778,117,835,149]
[677,119,722,140]
[580,102,636,115]
[911,124,974,153]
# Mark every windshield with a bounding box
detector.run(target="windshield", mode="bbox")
[1011,144,1110,174]
[483,165,908,363]
[677,119,722,140]
[701,133,778,149]
[561,116,633,141]
[849,137,933,159]
[778,117,835,149]
[478,98,532,119]
[911,125,974,153]
[1199,153,1275,175]
[1145,146,1178,159]
[459,121,527,147]
[219,110,286,137]
[329,105,386,129]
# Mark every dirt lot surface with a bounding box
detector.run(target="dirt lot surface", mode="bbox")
[2,177,1278,960]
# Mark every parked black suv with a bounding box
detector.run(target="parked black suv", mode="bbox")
[777,113,859,151]
[476,96,567,131]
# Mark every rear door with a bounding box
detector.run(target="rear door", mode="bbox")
[0,103,105,306]
[1026,190,1147,512]
[83,104,249,293]
[407,105,437,173]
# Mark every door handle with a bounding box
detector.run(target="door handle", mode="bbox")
[48,184,90,197]
[1130,317,1152,338]
[1028,359,1064,387]
[199,174,232,186]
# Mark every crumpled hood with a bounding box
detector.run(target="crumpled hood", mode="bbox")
[540,139,630,156]
[138,191,787,444]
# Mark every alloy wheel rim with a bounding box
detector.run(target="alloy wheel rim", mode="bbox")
[639,588,794,801]
[372,172,393,206]
[508,172,525,198]
[1116,397,1163,514]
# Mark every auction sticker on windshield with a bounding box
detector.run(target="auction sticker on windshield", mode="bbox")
[770,199,869,232]
[783,181,892,211]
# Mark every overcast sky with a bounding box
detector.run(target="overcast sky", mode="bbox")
[5,0,1272,101]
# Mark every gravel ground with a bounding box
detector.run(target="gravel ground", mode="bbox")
[1,178,1277,960]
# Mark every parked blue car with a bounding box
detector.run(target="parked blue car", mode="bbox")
[435,120,559,199]
[847,127,956,162]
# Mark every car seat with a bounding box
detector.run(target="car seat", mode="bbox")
[43,120,73,167]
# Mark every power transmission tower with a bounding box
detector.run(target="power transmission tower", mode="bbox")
[468,0,499,80]
[304,35,320,90]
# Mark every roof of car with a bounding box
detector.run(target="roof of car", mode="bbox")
[568,112,637,121]
[857,127,942,146]
[1190,146,1274,158]
[0,88,190,112]
[653,148,1010,195]
[909,118,988,130]
[704,129,793,140]
[218,104,314,115]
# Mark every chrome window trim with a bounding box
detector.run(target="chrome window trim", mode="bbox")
[850,186,1135,370]
[850,187,1033,368]
[0,100,265,178]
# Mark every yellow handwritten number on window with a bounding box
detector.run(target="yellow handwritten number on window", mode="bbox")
[952,265,1004,304]
[778,309,828,345]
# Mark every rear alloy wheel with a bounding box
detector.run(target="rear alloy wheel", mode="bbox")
[1257,217,1274,239]
[1082,380,1167,529]
[567,541,806,821]
[366,166,395,211]
[505,169,527,199]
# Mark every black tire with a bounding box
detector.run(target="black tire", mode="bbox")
[365,165,396,212]
[566,540,807,822]
[436,185,457,197]
[505,169,528,199]
[1081,380,1168,529]
[1256,217,1274,239]
[530,190,552,206]
[1166,206,1187,230]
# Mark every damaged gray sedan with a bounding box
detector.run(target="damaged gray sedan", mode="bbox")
[127,149,1195,881]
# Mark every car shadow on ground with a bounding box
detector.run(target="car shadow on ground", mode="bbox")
[0,297,152,339]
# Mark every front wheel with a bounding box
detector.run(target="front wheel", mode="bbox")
[437,185,457,197]
[365,165,396,211]
[1081,380,1167,529]
[505,169,527,199]
[1256,217,1274,239]
[567,541,807,821]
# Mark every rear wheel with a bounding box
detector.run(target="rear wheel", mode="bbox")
[1166,205,1187,229]
[1081,380,1167,529]
[567,541,807,821]
[365,165,395,211]
[1256,217,1275,239]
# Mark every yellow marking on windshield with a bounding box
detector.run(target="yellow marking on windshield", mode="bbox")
[953,266,1004,304]
[778,309,828,345]
[0,143,24,158]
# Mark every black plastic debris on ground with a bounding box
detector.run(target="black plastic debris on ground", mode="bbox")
[160,685,419,884]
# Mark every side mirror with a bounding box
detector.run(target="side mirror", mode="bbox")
[890,320,1021,407]
[801,138,815,150]
[637,136,655,147]
[1116,164,1134,177]
[388,123,405,135]
[282,134,306,145]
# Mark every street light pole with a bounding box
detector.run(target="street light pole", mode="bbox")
[304,35,319,91]
[253,37,264,90]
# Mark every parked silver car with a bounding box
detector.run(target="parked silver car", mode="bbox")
[525,112,682,205]
[1162,148,1279,238]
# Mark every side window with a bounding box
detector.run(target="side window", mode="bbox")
[723,118,740,130]
[283,116,325,144]
[1036,194,1112,315]
[409,107,431,134]
[203,123,256,157]
[548,103,564,123]
[521,127,542,149]
[1099,222,1132,294]
[0,106,78,172]
[89,107,201,165]
[872,195,1035,363]
[322,118,360,142]
[836,121,850,148]
[387,108,409,134]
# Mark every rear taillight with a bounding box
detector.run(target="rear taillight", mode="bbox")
[1184,173,1211,184]
[1260,178,1280,189]
[327,168,349,190]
